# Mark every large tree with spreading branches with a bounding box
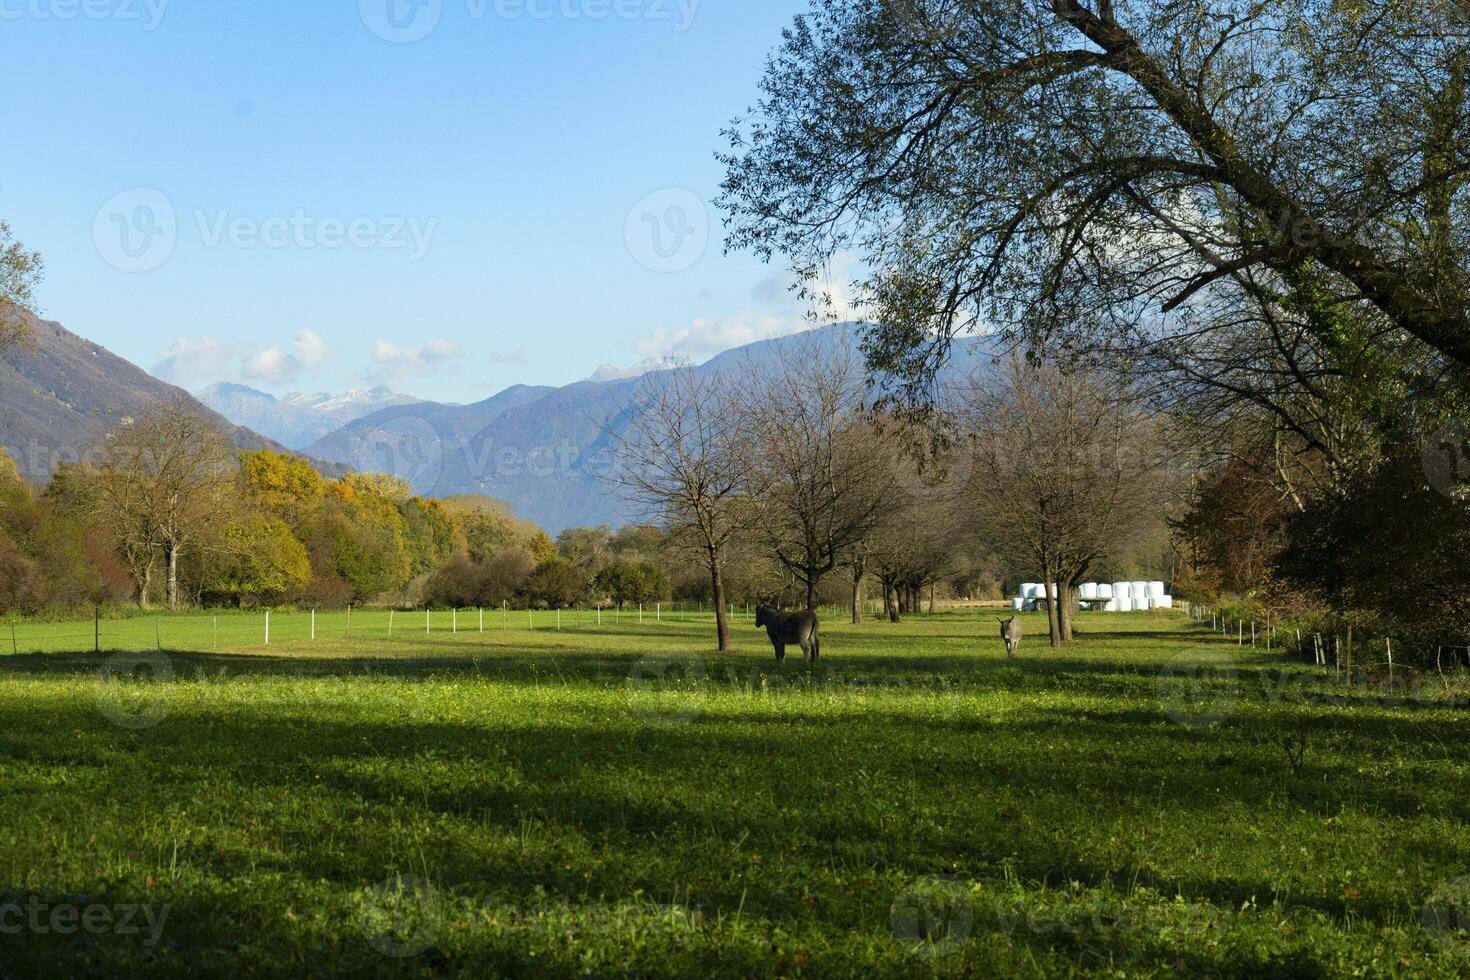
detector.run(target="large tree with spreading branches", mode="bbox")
[720,1,1470,409]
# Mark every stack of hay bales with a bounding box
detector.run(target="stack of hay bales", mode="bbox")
[1012,579,1174,613]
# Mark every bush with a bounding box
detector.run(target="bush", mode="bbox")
[525,560,585,610]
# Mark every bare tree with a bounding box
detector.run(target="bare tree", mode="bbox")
[0,218,43,357]
[612,365,752,651]
[735,331,889,610]
[958,356,1163,645]
[861,443,960,622]
[92,403,234,610]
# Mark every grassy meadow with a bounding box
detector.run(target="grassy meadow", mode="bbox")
[1,607,1469,976]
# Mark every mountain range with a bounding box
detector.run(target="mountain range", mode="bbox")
[0,317,996,533]
[294,324,997,533]
[195,382,425,449]
[0,312,329,483]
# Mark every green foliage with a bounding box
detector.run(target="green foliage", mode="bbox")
[398,496,455,578]
[1278,451,1470,643]
[299,492,412,601]
[524,559,585,609]
[595,560,671,607]
[238,451,325,515]
[0,449,108,613]
[526,530,559,566]
[203,517,312,605]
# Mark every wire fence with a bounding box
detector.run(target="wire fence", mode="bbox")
[1,602,874,657]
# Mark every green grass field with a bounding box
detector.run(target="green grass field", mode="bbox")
[2,608,1469,977]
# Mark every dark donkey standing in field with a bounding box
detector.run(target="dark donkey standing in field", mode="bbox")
[756,607,820,665]
[1000,616,1022,659]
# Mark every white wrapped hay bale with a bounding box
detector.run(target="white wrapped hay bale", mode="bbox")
[1012,597,1025,612]
[1148,581,1166,600]
[1112,583,1131,603]
[1080,582,1099,600]
[1130,581,1149,600]
[1104,598,1119,612]
[1021,583,1038,599]
[1117,597,1135,612]
[1156,595,1174,609]
[1098,584,1113,599]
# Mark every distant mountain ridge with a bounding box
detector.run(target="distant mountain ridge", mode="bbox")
[0,313,331,483]
[196,382,423,449]
[288,324,998,533]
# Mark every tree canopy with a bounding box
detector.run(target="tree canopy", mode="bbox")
[720,0,1470,405]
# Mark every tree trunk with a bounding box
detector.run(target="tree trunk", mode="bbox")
[166,543,181,612]
[850,567,864,625]
[805,574,818,612]
[136,560,153,611]
[709,553,729,652]
[1043,556,1061,648]
[1058,579,1074,643]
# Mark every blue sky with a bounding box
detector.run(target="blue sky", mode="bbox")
[0,0,844,403]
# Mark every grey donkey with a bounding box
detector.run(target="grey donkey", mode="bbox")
[999,616,1022,658]
[756,606,821,665]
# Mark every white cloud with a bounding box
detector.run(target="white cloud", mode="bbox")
[154,335,232,384]
[242,346,291,383]
[370,337,464,384]
[635,258,867,364]
[154,329,337,389]
[295,329,331,368]
[634,312,809,363]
